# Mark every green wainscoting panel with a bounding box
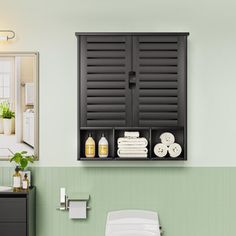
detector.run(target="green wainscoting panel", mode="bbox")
[0,167,236,236]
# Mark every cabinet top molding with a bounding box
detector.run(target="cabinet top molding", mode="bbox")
[75,32,190,36]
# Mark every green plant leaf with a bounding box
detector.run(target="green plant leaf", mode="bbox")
[20,158,28,170]
[2,106,15,119]
[0,101,10,117]
[27,156,35,163]
[10,151,34,167]
[12,153,22,164]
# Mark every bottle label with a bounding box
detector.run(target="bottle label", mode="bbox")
[99,145,108,156]
[22,180,28,190]
[13,177,21,188]
[86,145,95,156]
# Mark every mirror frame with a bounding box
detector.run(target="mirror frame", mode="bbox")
[0,52,39,160]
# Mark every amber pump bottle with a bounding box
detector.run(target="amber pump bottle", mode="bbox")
[85,133,95,158]
[22,173,29,191]
[13,166,21,192]
[98,133,108,158]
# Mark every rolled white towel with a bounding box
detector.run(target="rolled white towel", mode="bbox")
[160,132,175,146]
[168,143,182,158]
[118,148,148,155]
[124,131,140,138]
[118,137,148,146]
[154,143,168,158]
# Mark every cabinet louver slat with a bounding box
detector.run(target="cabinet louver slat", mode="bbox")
[80,35,132,127]
[138,36,178,42]
[139,74,177,80]
[139,105,178,112]
[139,89,178,97]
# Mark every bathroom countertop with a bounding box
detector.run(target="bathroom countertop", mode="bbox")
[0,187,35,195]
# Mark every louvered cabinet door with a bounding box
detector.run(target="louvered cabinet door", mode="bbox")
[132,35,187,127]
[79,35,132,127]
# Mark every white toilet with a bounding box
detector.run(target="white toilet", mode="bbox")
[105,210,161,236]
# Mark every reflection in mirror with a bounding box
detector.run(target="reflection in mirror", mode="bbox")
[0,52,39,160]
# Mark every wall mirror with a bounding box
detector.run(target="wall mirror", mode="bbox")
[0,52,39,160]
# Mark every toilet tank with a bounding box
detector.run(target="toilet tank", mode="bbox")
[105,210,160,236]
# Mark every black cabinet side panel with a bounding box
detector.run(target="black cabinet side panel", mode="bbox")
[177,36,187,127]
[80,36,88,126]
[28,187,36,236]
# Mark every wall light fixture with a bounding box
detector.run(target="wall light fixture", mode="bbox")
[0,30,15,41]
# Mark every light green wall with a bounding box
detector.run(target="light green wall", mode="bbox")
[1,167,236,236]
[1,0,236,235]
[1,0,236,166]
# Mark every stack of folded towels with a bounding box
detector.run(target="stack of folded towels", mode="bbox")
[117,131,148,158]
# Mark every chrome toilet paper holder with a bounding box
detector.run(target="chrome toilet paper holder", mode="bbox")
[56,187,91,211]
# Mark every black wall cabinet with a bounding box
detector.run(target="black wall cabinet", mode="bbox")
[76,32,189,161]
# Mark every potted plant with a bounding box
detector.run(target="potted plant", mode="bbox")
[0,101,9,134]
[10,151,34,186]
[2,106,15,135]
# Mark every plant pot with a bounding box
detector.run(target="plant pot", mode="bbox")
[0,117,3,134]
[3,118,12,135]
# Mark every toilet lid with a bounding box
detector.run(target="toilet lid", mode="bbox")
[106,210,160,236]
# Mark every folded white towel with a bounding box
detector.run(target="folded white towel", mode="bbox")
[118,148,148,155]
[118,137,148,146]
[124,131,140,138]
[118,153,148,158]
[154,143,168,158]
[160,132,175,146]
[118,144,147,149]
[168,143,182,158]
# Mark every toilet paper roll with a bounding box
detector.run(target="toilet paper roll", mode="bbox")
[168,143,182,158]
[69,201,87,219]
[154,143,168,158]
[160,132,175,146]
